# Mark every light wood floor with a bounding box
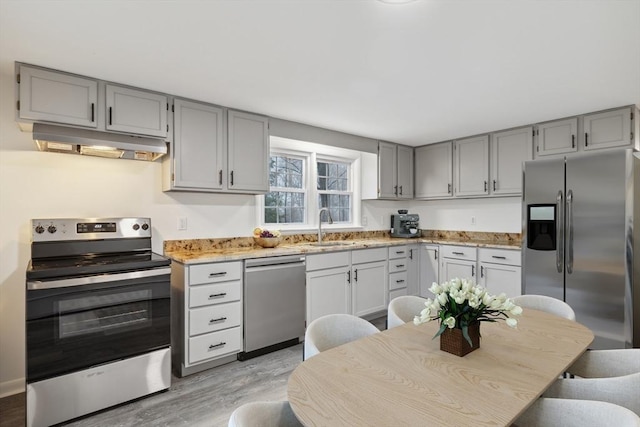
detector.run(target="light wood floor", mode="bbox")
[0,316,386,427]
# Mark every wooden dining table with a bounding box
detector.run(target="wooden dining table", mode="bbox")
[287,308,594,427]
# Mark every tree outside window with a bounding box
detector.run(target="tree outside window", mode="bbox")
[264,155,306,224]
[317,160,351,222]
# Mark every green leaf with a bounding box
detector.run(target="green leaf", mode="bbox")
[461,324,473,347]
[433,323,448,340]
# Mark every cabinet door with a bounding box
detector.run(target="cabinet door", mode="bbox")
[378,141,398,199]
[397,145,414,199]
[479,263,522,297]
[19,65,98,128]
[440,258,476,283]
[352,261,387,317]
[420,245,439,297]
[490,127,532,195]
[414,142,453,199]
[306,267,351,324]
[536,118,578,156]
[406,244,420,296]
[172,99,224,190]
[105,84,168,137]
[227,110,269,193]
[454,135,489,197]
[583,108,632,151]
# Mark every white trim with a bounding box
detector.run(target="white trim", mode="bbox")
[0,377,25,398]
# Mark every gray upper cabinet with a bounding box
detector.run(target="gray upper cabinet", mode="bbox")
[490,126,533,195]
[415,141,453,199]
[454,135,489,197]
[377,142,413,199]
[227,110,269,193]
[170,99,224,191]
[536,117,578,157]
[105,84,168,138]
[18,65,98,128]
[582,107,632,151]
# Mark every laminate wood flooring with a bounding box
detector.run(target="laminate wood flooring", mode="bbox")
[0,316,386,427]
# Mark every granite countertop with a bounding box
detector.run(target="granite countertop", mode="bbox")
[164,230,522,264]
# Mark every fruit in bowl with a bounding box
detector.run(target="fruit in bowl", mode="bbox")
[253,228,282,248]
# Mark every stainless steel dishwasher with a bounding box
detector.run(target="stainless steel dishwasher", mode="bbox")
[239,255,306,360]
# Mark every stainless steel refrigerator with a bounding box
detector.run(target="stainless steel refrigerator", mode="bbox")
[522,149,639,349]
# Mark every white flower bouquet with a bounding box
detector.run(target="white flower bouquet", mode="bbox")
[414,278,523,346]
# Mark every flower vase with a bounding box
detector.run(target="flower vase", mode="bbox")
[440,322,480,357]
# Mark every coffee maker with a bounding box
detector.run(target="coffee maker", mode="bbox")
[390,210,420,238]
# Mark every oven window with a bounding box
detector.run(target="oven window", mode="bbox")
[58,290,151,338]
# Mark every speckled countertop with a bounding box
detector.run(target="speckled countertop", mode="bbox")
[164,230,521,264]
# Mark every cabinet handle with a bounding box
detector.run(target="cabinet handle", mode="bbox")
[230,171,234,186]
[571,134,575,148]
[208,272,227,277]
[447,183,452,194]
[209,292,227,299]
[399,185,403,196]
[585,132,589,147]
[471,265,475,276]
[493,180,496,191]
[396,264,405,268]
[347,270,351,284]
[452,251,464,255]
[491,255,507,260]
[208,342,226,350]
[354,269,358,282]
[434,249,438,260]
[209,317,227,324]
[219,170,223,186]
[480,266,484,278]
[409,249,413,260]
[396,279,405,284]
[484,181,487,192]
[394,185,398,196]
[90,103,95,122]
[109,106,113,125]
[395,250,405,254]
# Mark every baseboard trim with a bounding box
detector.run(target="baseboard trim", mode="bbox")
[0,377,25,399]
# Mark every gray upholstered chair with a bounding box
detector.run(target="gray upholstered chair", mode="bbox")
[387,295,428,329]
[511,294,576,320]
[543,372,640,416]
[513,398,640,427]
[228,401,303,427]
[567,349,640,378]
[303,313,379,360]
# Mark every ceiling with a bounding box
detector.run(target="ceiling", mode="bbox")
[1,0,639,147]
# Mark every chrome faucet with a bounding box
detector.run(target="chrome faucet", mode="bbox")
[318,208,333,244]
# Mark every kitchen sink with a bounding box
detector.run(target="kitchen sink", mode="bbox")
[310,241,358,247]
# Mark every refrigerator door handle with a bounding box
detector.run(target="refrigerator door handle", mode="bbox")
[566,189,574,274]
[556,190,564,273]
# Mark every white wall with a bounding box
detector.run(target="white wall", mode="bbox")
[0,63,519,397]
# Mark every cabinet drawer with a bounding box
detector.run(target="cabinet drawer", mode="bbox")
[388,259,408,273]
[441,245,477,261]
[388,246,408,259]
[306,252,350,271]
[189,301,242,336]
[478,248,521,266]
[389,287,408,301]
[189,261,242,285]
[188,327,242,364]
[352,247,387,264]
[389,271,408,291]
[189,281,242,308]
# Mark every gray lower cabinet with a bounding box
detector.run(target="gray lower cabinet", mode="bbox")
[478,248,522,297]
[18,64,98,128]
[171,261,243,377]
[419,244,439,297]
[105,84,168,138]
[388,245,409,302]
[440,245,477,282]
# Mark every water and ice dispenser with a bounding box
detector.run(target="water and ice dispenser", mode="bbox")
[527,205,556,251]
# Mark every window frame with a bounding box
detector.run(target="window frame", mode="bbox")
[264,150,310,226]
[316,155,353,224]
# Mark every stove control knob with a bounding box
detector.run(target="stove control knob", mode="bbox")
[47,225,57,234]
[35,225,45,234]
[141,223,149,231]
[133,224,140,231]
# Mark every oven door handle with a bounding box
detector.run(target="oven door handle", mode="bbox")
[27,267,171,290]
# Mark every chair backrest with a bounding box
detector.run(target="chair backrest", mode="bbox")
[387,295,428,329]
[228,401,303,427]
[543,372,640,416]
[568,349,640,378]
[513,398,640,427]
[511,294,576,320]
[303,313,379,360]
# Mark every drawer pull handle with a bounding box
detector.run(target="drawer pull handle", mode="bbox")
[396,279,405,283]
[209,317,227,323]
[208,272,227,277]
[395,251,404,254]
[209,342,226,350]
[396,264,405,268]
[209,292,227,299]
[491,256,507,259]
[452,251,465,255]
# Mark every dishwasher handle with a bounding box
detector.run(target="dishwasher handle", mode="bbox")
[245,255,306,271]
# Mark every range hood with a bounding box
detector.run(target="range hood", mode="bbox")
[32,123,167,161]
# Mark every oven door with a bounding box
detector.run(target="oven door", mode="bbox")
[26,267,170,383]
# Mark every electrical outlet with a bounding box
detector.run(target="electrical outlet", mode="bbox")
[471,216,476,225]
[362,216,368,226]
[177,217,187,230]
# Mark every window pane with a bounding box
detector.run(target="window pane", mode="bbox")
[317,177,326,191]
[317,162,327,176]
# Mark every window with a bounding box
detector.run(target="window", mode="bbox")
[264,154,306,224]
[317,159,351,223]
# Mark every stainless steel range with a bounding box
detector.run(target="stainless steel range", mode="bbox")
[25,217,171,427]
